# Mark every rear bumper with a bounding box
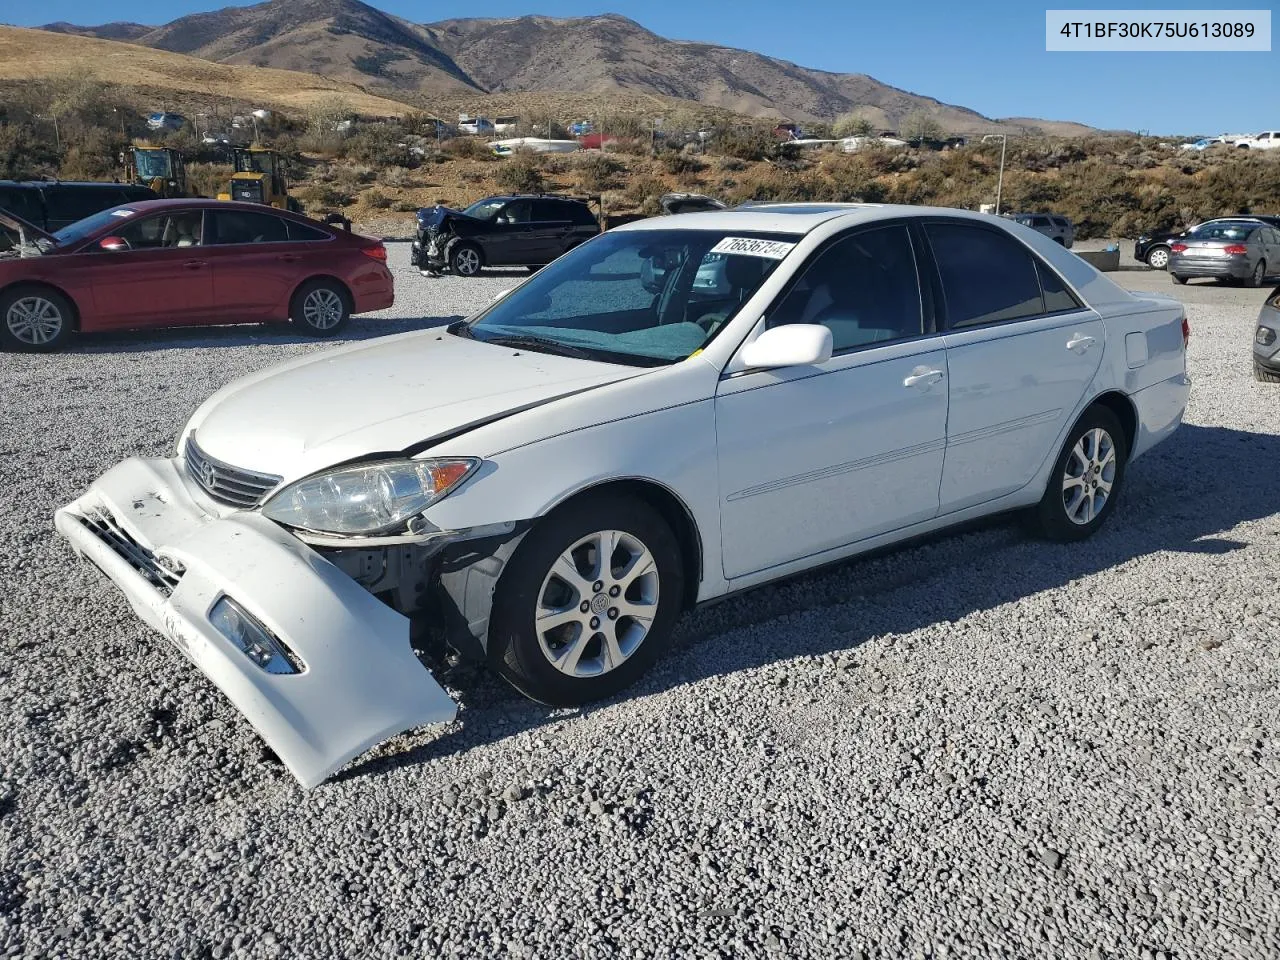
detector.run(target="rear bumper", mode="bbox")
[352,264,395,313]
[54,456,457,789]
[1168,256,1252,279]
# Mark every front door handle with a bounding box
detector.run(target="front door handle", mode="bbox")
[182,259,206,270]
[1067,333,1097,353]
[276,253,300,262]
[903,367,945,388]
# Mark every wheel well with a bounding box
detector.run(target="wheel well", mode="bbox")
[1090,391,1138,459]
[289,275,352,312]
[0,281,81,330]
[551,478,703,610]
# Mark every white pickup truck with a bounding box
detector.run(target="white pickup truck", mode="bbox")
[1234,131,1280,150]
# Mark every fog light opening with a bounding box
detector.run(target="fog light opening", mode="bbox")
[209,596,305,675]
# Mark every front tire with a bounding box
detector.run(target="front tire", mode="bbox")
[450,244,482,277]
[0,286,74,352]
[488,494,685,706]
[1030,406,1127,542]
[290,279,350,337]
[1146,245,1170,270]
[1254,361,1280,383]
[1172,274,1187,285]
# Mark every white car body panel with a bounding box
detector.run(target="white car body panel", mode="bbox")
[55,203,1191,788]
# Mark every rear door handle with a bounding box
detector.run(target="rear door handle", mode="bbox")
[276,253,300,262]
[903,367,945,388]
[1067,333,1097,353]
[182,259,206,270]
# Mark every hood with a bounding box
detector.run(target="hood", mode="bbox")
[0,211,54,256]
[189,330,643,481]
[416,205,468,230]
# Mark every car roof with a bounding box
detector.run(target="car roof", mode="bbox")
[612,202,1049,236]
[0,180,151,190]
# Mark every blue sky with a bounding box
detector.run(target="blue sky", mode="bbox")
[7,0,1271,134]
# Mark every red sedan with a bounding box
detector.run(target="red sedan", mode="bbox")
[0,199,393,351]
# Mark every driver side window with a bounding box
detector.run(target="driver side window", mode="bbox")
[118,212,204,250]
[767,225,924,351]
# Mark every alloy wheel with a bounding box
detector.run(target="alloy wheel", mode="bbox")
[302,288,344,330]
[1147,247,1169,270]
[5,296,64,346]
[1062,427,1116,525]
[455,248,481,276]
[534,529,659,678]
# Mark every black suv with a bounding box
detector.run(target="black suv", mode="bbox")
[0,180,156,233]
[412,194,601,276]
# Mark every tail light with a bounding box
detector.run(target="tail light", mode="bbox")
[1170,243,1187,253]
[1223,244,1248,256]
[361,244,387,262]
[1181,316,1191,350]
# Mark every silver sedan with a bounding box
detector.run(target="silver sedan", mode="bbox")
[1169,221,1280,287]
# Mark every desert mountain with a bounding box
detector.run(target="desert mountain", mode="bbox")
[41,0,1093,134]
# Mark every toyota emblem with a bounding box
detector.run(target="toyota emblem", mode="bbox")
[201,462,217,488]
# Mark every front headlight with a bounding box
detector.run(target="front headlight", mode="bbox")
[261,458,478,536]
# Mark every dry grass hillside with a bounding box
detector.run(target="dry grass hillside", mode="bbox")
[0,26,414,117]
[39,0,1099,134]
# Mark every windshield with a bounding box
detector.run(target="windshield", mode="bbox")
[135,150,171,179]
[51,206,137,246]
[234,151,273,174]
[462,198,507,220]
[461,228,797,365]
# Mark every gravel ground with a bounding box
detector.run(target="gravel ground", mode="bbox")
[1,245,1278,960]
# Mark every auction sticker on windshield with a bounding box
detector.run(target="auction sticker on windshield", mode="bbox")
[709,237,796,259]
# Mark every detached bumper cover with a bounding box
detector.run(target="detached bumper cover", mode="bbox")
[54,456,458,789]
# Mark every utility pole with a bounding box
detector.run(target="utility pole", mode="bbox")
[996,134,1007,214]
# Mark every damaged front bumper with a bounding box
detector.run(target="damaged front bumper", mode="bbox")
[54,456,459,789]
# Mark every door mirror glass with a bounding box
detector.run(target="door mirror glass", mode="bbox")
[739,324,833,370]
[98,236,130,252]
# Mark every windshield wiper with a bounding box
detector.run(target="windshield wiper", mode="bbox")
[479,333,597,360]
[446,320,475,338]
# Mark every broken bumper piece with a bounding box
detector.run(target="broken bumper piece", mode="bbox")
[54,456,458,789]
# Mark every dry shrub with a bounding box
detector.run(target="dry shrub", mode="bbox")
[443,137,496,161]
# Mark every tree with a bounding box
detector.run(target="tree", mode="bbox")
[833,113,875,138]
[900,110,944,142]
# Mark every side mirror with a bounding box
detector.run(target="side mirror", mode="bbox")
[738,324,833,370]
[98,236,130,252]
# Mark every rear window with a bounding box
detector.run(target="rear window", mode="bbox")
[926,222,1045,329]
[1031,216,1051,227]
[1193,224,1257,242]
[44,186,126,222]
[208,210,290,244]
[0,186,43,225]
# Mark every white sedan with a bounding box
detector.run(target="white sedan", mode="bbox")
[56,203,1192,788]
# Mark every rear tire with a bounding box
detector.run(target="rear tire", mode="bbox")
[1254,361,1280,383]
[1171,274,1187,285]
[0,285,74,352]
[290,279,350,337]
[1146,245,1170,270]
[1251,260,1267,288]
[487,494,684,706]
[1030,405,1127,542]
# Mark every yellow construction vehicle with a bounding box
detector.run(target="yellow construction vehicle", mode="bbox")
[218,146,301,211]
[125,146,189,198]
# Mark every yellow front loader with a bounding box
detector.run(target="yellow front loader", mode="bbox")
[217,147,301,211]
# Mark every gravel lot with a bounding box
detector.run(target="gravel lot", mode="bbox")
[1,244,1278,960]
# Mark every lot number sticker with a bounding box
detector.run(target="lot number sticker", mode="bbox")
[710,237,796,259]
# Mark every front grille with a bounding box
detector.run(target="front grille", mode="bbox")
[77,511,184,597]
[185,435,282,508]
